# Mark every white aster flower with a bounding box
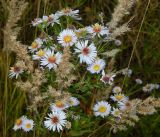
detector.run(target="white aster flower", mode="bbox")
[44,111,66,132]
[47,14,60,26]
[67,97,80,107]
[32,49,46,60]
[22,119,34,132]
[135,78,143,85]
[75,40,97,64]
[114,39,122,46]
[111,108,122,118]
[40,50,62,70]
[122,68,132,77]
[100,70,116,85]
[13,116,27,131]
[28,38,43,53]
[56,8,81,20]
[58,29,77,47]
[110,94,128,102]
[51,100,68,111]
[93,101,111,118]
[87,23,109,37]
[9,66,24,79]
[87,59,106,74]
[154,84,160,89]
[42,14,60,26]
[143,84,155,92]
[112,86,122,94]
[118,101,132,111]
[31,18,42,26]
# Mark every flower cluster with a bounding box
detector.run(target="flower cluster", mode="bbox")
[44,97,79,132]
[13,116,34,132]
[8,3,160,135]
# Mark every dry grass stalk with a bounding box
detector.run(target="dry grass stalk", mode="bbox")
[108,0,135,29]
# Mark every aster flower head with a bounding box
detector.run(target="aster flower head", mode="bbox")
[67,97,80,107]
[93,101,111,118]
[87,23,109,37]
[22,119,34,132]
[40,49,62,70]
[75,28,88,39]
[110,93,128,102]
[87,59,106,74]
[13,116,27,131]
[56,8,81,20]
[32,18,42,26]
[154,84,160,89]
[114,39,122,46]
[75,40,97,64]
[122,68,132,77]
[58,29,77,47]
[111,108,122,118]
[32,49,46,60]
[9,66,24,79]
[28,38,43,53]
[118,101,132,111]
[42,14,60,26]
[100,70,116,85]
[112,86,122,94]
[143,84,155,92]
[44,110,66,132]
[135,78,143,85]
[50,100,68,111]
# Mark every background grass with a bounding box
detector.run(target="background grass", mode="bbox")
[0,0,160,137]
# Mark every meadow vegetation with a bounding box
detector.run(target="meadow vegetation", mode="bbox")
[0,0,160,137]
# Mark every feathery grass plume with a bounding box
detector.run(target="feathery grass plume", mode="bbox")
[111,97,160,133]
[3,0,28,50]
[110,99,140,133]
[56,46,76,89]
[137,97,160,115]
[3,0,34,73]
[16,69,46,109]
[101,49,121,57]
[108,0,135,29]
[110,23,131,39]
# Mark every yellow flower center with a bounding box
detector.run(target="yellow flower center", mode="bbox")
[55,101,64,108]
[114,110,120,116]
[48,56,56,63]
[16,118,22,126]
[98,106,107,113]
[115,95,123,101]
[26,123,31,129]
[63,8,71,14]
[31,41,38,49]
[48,16,53,22]
[93,23,101,33]
[64,35,72,43]
[93,64,100,71]
[69,100,74,105]
[37,50,45,57]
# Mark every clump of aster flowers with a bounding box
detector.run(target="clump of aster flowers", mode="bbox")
[5,0,160,135]
[13,116,34,132]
